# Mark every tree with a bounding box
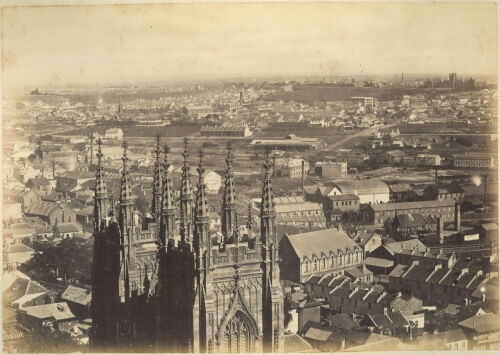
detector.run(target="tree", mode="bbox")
[20,238,93,286]
[15,327,85,353]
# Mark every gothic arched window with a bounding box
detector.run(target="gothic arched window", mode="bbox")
[303,260,309,273]
[322,257,326,269]
[223,314,253,353]
[313,258,318,271]
[330,255,335,268]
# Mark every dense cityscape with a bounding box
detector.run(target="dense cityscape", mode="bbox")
[3,72,498,352]
[2,2,499,354]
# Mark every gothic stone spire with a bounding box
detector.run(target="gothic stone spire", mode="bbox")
[94,138,107,233]
[119,139,133,233]
[260,149,275,248]
[221,142,236,239]
[159,144,176,246]
[180,137,194,243]
[194,149,210,271]
[260,149,283,352]
[152,134,162,221]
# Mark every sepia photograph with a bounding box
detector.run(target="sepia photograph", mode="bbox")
[1,1,499,353]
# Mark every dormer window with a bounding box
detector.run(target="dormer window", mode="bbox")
[304,260,309,273]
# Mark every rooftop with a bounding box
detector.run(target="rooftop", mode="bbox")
[61,285,91,306]
[22,302,76,321]
[285,228,361,260]
[458,312,499,333]
[369,199,455,212]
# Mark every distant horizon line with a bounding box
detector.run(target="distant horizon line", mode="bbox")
[7,71,497,92]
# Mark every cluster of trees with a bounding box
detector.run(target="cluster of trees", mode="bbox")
[14,327,86,353]
[21,238,93,286]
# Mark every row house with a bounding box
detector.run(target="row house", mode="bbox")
[453,153,495,169]
[311,275,422,332]
[388,262,485,305]
[275,213,326,229]
[364,199,456,226]
[391,213,437,239]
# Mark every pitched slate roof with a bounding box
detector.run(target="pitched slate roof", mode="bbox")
[328,194,359,202]
[285,228,361,260]
[284,334,315,353]
[275,202,323,214]
[365,257,394,268]
[385,239,427,254]
[369,199,455,212]
[390,295,422,316]
[458,313,499,333]
[4,243,34,254]
[55,223,80,233]
[12,292,47,308]
[24,200,59,217]
[61,285,91,306]
[329,313,359,330]
[388,184,413,193]
[334,179,389,195]
[368,310,409,328]
[22,302,75,321]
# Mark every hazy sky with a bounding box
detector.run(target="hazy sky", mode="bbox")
[2,2,498,90]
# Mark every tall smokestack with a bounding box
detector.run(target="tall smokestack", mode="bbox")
[301,160,305,197]
[437,216,444,244]
[455,202,461,232]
